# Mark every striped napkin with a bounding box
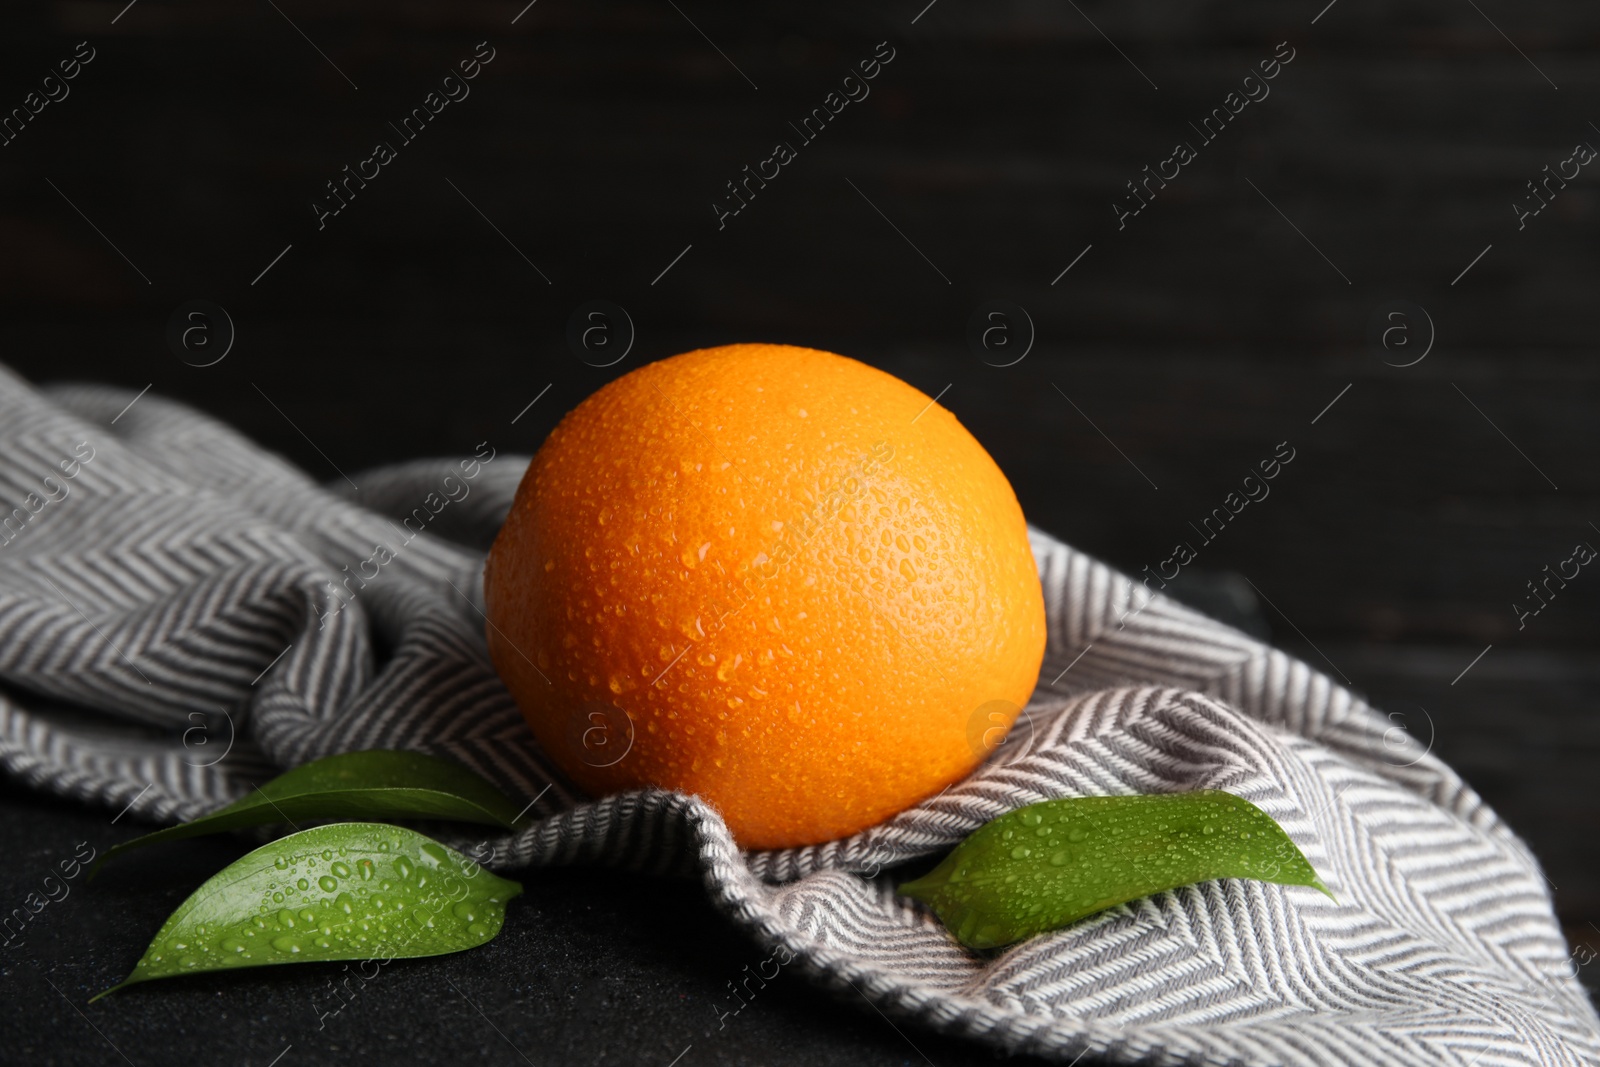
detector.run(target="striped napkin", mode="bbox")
[1,366,1594,1066]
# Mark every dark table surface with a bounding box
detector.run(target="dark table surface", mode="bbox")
[1,781,1045,1067]
[2,0,1598,1063]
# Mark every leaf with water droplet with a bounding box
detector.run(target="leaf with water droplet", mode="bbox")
[94,750,529,876]
[899,790,1331,950]
[92,822,521,999]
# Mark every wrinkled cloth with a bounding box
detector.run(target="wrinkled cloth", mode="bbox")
[0,367,1595,1066]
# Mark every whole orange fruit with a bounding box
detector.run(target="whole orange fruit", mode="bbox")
[484,343,1045,849]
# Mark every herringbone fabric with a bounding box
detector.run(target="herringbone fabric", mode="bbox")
[1,367,1595,1066]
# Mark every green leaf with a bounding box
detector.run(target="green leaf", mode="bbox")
[899,790,1331,950]
[93,822,522,999]
[94,749,526,876]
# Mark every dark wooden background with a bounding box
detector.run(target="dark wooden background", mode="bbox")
[1,1,1596,1063]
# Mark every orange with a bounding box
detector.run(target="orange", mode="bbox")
[483,343,1046,849]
